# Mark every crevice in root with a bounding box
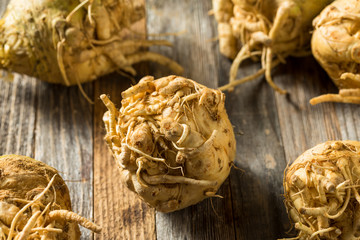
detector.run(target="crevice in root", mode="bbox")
[91,39,173,48]
[324,188,351,219]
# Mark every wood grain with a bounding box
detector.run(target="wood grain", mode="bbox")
[1,0,360,239]
[0,75,37,157]
[274,57,342,162]
[34,82,94,240]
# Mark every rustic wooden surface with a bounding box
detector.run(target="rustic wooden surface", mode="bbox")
[1,0,360,239]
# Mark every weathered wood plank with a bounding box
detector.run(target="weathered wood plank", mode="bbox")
[274,57,342,163]
[336,104,360,140]
[218,59,290,239]
[93,74,156,240]
[93,0,156,238]
[34,82,94,240]
[147,0,236,239]
[0,75,37,157]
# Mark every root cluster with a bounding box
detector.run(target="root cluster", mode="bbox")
[310,0,360,105]
[213,0,331,93]
[0,155,101,240]
[284,141,360,240]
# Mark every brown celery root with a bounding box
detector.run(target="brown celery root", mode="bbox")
[284,141,360,240]
[212,0,333,93]
[310,0,360,105]
[0,154,101,240]
[0,0,183,86]
[101,75,236,212]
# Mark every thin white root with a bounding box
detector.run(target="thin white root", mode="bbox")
[265,47,287,94]
[220,68,265,91]
[56,40,70,86]
[220,57,281,92]
[126,52,184,75]
[310,94,360,105]
[229,44,250,87]
[142,173,217,187]
[310,227,338,240]
[176,124,190,145]
[17,211,41,240]
[48,210,101,233]
[136,159,148,187]
[30,227,62,234]
[7,175,57,240]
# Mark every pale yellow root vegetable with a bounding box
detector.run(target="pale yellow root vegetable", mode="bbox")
[310,0,360,105]
[0,0,183,86]
[101,75,236,212]
[0,155,101,240]
[213,0,333,93]
[284,141,360,240]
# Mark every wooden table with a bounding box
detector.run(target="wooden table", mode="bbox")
[1,1,359,239]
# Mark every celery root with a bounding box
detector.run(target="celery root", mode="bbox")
[284,141,360,240]
[213,0,333,93]
[0,0,182,86]
[0,154,101,240]
[310,0,360,105]
[101,75,236,212]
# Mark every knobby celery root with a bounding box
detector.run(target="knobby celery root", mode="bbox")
[0,155,101,240]
[0,0,182,86]
[213,0,333,93]
[284,141,360,240]
[310,0,360,105]
[101,75,236,212]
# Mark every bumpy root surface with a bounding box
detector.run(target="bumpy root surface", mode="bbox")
[101,75,236,212]
[0,155,101,240]
[213,0,332,93]
[311,0,360,105]
[284,141,360,240]
[0,0,183,86]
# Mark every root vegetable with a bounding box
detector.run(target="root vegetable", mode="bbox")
[310,0,360,105]
[0,0,182,86]
[0,154,101,240]
[101,75,236,212]
[213,0,332,93]
[284,141,360,240]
